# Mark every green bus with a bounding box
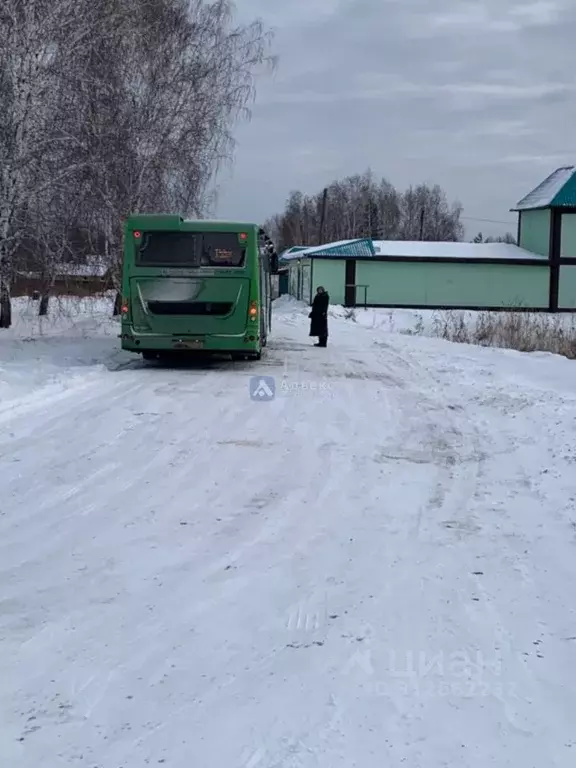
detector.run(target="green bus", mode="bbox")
[119,214,278,360]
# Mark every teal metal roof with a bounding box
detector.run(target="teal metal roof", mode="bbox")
[279,246,308,262]
[512,166,576,211]
[282,238,375,259]
[312,238,375,257]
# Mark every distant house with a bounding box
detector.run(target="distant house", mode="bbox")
[12,259,113,298]
[511,165,576,310]
[282,167,576,312]
[283,237,549,310]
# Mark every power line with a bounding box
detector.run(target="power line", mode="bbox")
[461,216,516,226]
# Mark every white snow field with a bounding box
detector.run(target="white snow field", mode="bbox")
[2,295,576,767]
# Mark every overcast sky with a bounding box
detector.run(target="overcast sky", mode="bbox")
[214,0,576,239]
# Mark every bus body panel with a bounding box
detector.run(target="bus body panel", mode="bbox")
[128,276,251,336]
[120,216,274,357]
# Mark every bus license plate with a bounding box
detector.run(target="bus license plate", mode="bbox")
[175,339,203,349]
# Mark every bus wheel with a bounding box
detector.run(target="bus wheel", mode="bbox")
[142,351,157,361]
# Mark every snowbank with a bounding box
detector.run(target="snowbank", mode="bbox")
[322,302,576,358]
[0,294,122,410]
[7,294,118,339]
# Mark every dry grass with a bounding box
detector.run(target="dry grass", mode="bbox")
[430,310,576,359]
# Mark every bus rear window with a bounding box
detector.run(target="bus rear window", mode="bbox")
[137,232,196,266]
[136,231,245,268]
[200,234,245,267]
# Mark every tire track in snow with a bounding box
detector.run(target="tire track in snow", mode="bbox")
[169,346,415,754]
[1,362,272,568]
[287,327,528,757]
[1,358,313,759]
[0,376,145,471]
[1,361,289,606]
[97,346,392,747]
[359,329,564,759]
[0,369,108,426]
[61,410,350,739]
[371,337,486,540]
[0,380,176,552]
[2,344,354,700]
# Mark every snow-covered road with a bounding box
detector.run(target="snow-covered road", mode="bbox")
[2,297,576,766]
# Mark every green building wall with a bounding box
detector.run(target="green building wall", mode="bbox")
[559,265,576,308]
[354,261,549,308]
[310,259,346,305]
[519,210,551,256]
[560,214,576,258]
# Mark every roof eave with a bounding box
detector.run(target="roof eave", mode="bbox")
[510,205,550,212]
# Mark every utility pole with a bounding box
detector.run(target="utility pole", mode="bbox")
[319,187,328,245]
[419,208,425,240]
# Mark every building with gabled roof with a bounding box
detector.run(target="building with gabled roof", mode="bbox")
[513,166,576,212]
[511,165,576,310]
[283,166,576,311]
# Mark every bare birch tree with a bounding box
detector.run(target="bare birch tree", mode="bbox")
[473,231,517,244]
[266,171,464,252]
[66,0,274,308]
[1,0,274,325]
[0,0,107,326]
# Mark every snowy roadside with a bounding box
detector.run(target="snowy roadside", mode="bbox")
[278,292,576,364]
[2,295,576,766]
[344,303,576,358]
[0,294,123,409]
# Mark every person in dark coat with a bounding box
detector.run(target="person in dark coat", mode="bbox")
[309,286,329,347]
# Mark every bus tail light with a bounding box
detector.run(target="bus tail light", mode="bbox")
[248,301,257,320]
[121,300,129,315]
